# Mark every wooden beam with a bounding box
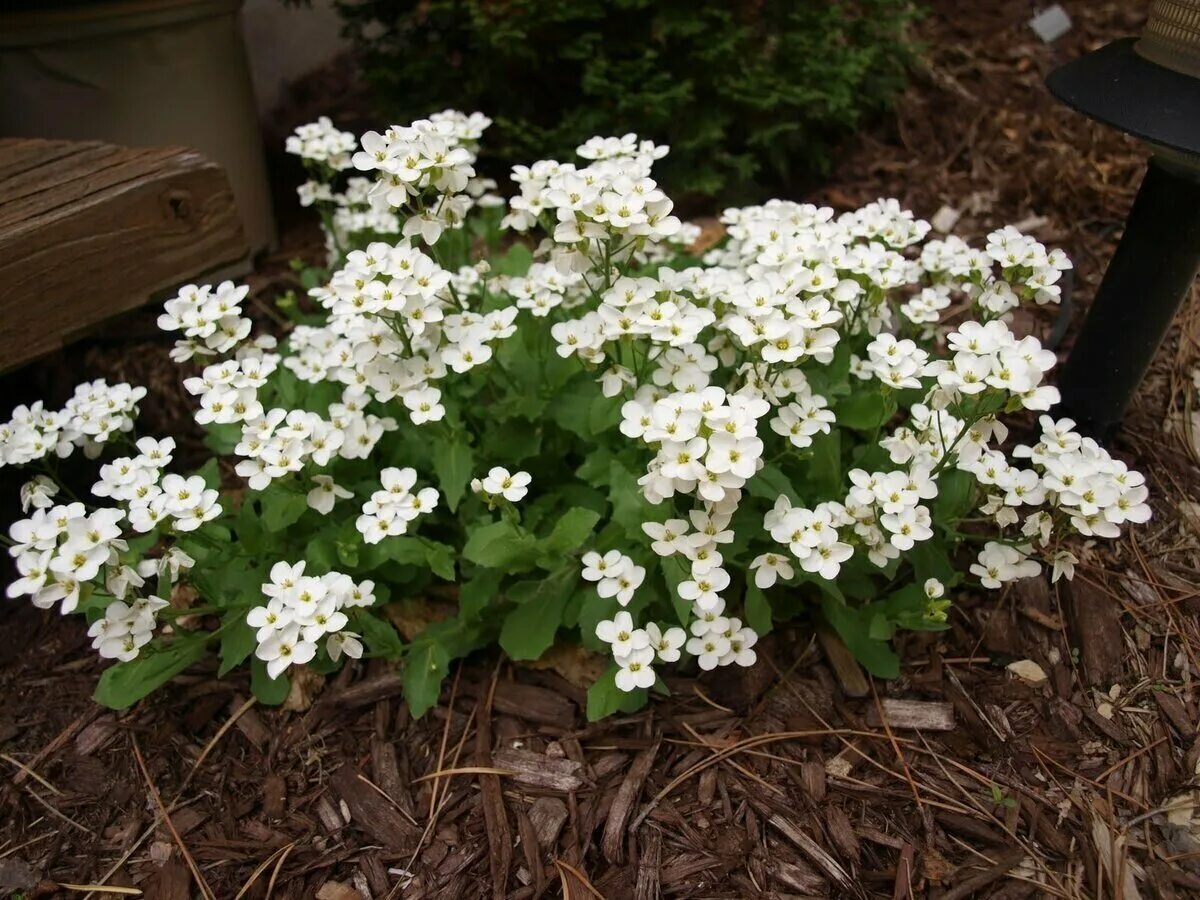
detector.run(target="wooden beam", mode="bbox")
[0,137,248,372]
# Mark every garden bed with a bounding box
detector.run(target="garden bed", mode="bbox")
[3,2,1200,898]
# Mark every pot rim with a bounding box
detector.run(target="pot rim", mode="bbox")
[0,0,243,48]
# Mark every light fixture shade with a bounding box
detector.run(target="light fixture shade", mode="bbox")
[1046,37,1200,158]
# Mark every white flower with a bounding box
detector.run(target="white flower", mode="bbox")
[597,561,646,607]
[645,622,686,662]
[307,475,353,515]
[480,467,531,502]
[1050,550,1078,583]
[256,624,317,679]
[582,550,626,582]
[749,552,793,589]
[20,476,58,512]
[641,519,691,557]
[614,646,656,691]
[327,631,364,662]
[924,578,945,599]
[970,542,1040,589]
[596,611,649,658]
[403,387,446,425]
[686,634,731,671]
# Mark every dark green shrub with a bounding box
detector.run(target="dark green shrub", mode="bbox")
[334,0,918,203]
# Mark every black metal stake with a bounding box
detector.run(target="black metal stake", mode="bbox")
[1057,157,1200,437]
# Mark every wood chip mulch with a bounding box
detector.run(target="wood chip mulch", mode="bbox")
[3,1,1200,897]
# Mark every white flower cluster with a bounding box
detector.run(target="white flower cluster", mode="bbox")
[352,111,494,245]
[90,436,220,533]
[0,380,146,467]
[919,225,1073,317]
[286,116,357,171]
[502,137,682,272]
[923,320,1059,408]
[183,351,280,426]
[356,466,440,544]
[582,509,762,692]
[249,562,373,678]
[1014,416,1150,537]
[232,393,397,491]
[7,503,125,612]
[295,243,518,419]
[87,595,168,661]
[502,263,588,318]
[157,281,253,362]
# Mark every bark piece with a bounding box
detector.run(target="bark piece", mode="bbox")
[766,814,854,894]
[1066,579,1125,686]
[330,764,418,849]
[817,628,870,697]
[528,797,569,847]
[491,748,585,792]
[492,681,576,726]
[633,827,662,900]
[476,689,511,900]
[940,850,1025,900]
[601,738,660,863]
[867,698,956,731]
[262,773,287,820]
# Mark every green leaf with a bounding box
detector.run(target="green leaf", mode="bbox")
[94,636,208,710]
[934,469,977,524]
[586,665,649,721]
[355,610,405,657]
[499,566,577,661]
[488,419,543,462]
[260,486,308,532]
[219,614,256,676]
[744,582,773,636]
[541,507,601,556]
[576,447,616,487]
[748,464,799,504]
[588,393,622,435]
[819,590,900,679]
[404,638,451,718]
[194,457,222,490]
[305,529,340,574]
[909,536,955,584]
[422,539,457,581]
[203,422,241,455]
[251,658,291,705]
[835,390,897,431]
[432,437,474,513]
[660,555,692,626]
[459,568,504,620]
[577,592,618,652]
[492,242,533,276]
[807,430,842,497]
[608,461,664,538]
[548,375,599,438]
[463,519,540,570]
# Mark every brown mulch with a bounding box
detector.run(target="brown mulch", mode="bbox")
[4,2,1200,897]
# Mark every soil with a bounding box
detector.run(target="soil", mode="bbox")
[3,2,1200,898]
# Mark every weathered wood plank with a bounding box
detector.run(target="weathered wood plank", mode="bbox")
[866,698,957,731]
[0,137,247,372]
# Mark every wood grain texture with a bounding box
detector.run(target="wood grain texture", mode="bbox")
[0,137,247,372]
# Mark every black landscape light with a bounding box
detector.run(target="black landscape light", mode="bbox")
[1046,0,1200,437]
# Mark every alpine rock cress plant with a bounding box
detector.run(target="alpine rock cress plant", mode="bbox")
[2,111,1151,718]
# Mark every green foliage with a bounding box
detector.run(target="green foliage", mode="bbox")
[335,0,918,202]
[94,635,210,710]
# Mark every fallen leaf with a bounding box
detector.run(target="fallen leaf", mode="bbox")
[284,666,325,712]
[1006,659,1048,684]
[316,881,363,900]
